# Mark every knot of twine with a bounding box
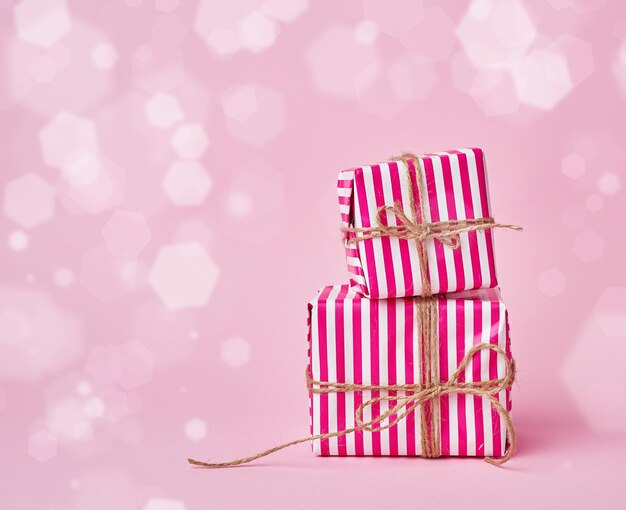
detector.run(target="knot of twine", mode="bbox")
[342,153,523,295]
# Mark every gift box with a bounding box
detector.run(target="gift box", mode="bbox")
[306,284,513,459]
[338,148,502,299]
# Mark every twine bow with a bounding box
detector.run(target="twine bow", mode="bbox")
[306,342,515,465]
[342,153,523,295]
[353,204,515,249]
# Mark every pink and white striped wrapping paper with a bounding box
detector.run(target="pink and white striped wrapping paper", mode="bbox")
[306,284,512,458]
[338,148,498,299]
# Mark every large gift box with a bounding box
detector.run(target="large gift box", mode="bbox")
[338,148,502,299]
[307,284,513,459]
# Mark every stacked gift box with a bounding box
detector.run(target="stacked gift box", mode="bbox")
[306,148,518,463]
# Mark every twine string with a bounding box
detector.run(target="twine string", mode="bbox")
[342,154,523,269]
[187,342,516,468]
[187,153,519,470]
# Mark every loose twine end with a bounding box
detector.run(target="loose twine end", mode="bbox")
[187,344,516,469]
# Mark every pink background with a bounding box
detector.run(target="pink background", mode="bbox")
[1,0,625,508]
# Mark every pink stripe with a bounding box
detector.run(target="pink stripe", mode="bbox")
[335,285,348,456]
[438,299,450,456]
[387,299,398,455]
[472,148,497,287]
[371,164,397,297]
[456,299,467,456]
[307,305,313,444]
[389,161,414,295]
[353,297,364,455]
[370,298,381,455]
[317,286,332,455]
[440,154,465,292]
[454,150,483,289]
[404,298,416,456]
[505,307,512,453]
[421,157,448,293]
[489,300,501,458]
[354,168,379,297]
[472,300,485,456]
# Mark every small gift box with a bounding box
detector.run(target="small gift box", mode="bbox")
[307,284,514,462]
[338,148,519,299]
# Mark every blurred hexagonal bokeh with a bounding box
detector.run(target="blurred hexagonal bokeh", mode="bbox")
[238,10,279,54]
[184,418,207,441]
[129,302,198,368]
[170,123,209,159]
[456,0,536,68]
[162,161,212,206]
[221,82,284,146]
[363,0,423,37]
[573,230,604,262]
[14,0,71,48]
[586,194,604,212]
[3,173,56,229]
[28,429,58,462]
[102,211,152,257]
[57,151,126,215]
[132,41,184,93]
[308,25,378,98]
[538,268,566,298]
[7,19,114,114]
[223,158,286,243]
[355,56,438,120]
[155,0,180,14]
[221,83,258,122]
[220,336,251,368]
[80,245,139,301]
[85,341,154,389]
[469,67,520,116]
[512,48,572,110]
[148,243,219,310]
[145,92,184,129]
[0,286,82,381]
[91,42,119,70]
[549,35,594,88]
[561,317,626,433]
[597,173,621,196]
[561,153,586,179]
[39,111,99,168]
[400,7,455,63]
[8,230,29,252]
[262,0,309,23]
[593,287,626,337]
[194,0,293,57]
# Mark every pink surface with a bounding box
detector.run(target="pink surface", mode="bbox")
[1,1,626,509]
